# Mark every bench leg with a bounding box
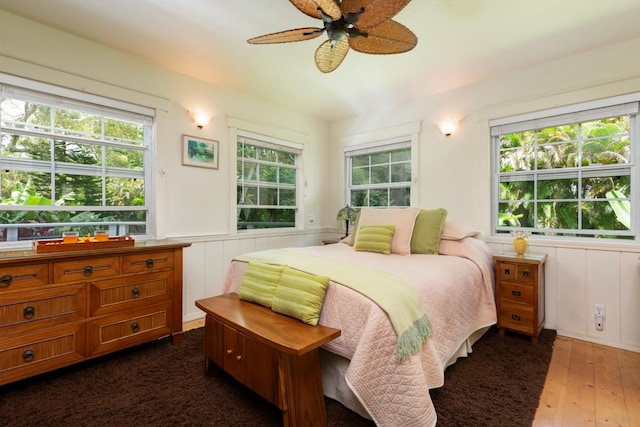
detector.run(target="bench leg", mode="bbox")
[279,349,326,427]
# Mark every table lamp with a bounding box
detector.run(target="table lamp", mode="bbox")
[336,205,357,239]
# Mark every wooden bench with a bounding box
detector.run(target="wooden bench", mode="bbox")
[195,293,341,427]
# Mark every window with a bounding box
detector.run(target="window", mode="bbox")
[236,133,300,230]
[345,138,412,208]
[0,82,154,243]
[491,95,639,239]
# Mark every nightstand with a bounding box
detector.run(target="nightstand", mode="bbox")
[493,253,547,344]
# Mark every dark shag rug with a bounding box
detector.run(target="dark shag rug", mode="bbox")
[0,326,555,427]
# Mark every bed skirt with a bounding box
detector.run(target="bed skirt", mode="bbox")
[319,326,491,420]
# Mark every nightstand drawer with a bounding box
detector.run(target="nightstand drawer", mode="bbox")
[498,282,534,305]
[497,262,536,285]
[499,300,534,334]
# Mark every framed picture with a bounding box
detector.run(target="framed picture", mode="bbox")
[181,135,219,169]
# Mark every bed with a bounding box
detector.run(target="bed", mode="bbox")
[220,210,497,427]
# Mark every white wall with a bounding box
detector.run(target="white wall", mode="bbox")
[329,37,640,352]
[0,11,338,321]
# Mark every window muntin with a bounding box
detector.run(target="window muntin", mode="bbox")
[0,84,152,243]
[346,141,411,208]
[493,103,636,239]
[236,136,299,230]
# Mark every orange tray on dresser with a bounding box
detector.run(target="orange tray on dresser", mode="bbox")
[32,235,135,254]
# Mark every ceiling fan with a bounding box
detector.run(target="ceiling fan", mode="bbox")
[247,0,417,73]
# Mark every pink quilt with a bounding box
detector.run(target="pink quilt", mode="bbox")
[221,237,497,427]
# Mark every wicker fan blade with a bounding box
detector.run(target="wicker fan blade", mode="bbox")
[348,20,417,54]
[341,0,411,29]
[290,0,342,20]
[314,39,349,73]
[248,27,324,44]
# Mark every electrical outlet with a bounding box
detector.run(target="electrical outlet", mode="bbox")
[594,304,605,330]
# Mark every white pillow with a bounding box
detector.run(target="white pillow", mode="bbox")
[352,207,420,255]
[440,221,481,240]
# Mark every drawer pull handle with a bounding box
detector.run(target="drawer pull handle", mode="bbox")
[236,355,242,361]
[511,314,521,321]
[0,274,13,288]
[131,287,140,298]
[131,322,140,333]
[23,306,36,319]
[226,349,233,355]
[83,266,94,276]
[511,290,521,297]
[22,349,35,362]
[146,259,154,268]
[504,269,511,275]
[522,271,530,277]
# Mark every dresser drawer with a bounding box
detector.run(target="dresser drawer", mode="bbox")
[0,263,48,292]
[0,285,86,333]
[88,302,172,356]
[0,322,86,386]
[497,261,536,285]
[122,251,174,274]
[497,281,534,305]
[499,300,534,334]
[53,256,121,283]
[89,271,172,316]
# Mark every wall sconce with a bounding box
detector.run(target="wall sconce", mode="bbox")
[437,120,459,137]
[189,111,211,129]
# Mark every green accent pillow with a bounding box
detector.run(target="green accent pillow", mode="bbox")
[354,225,395,255]
[410,208,448,254]
[271,267,330,326]
[238,262,285,308]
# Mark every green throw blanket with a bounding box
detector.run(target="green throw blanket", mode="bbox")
[235,249,432,360]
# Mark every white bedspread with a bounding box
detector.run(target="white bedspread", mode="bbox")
[221,237,497,427]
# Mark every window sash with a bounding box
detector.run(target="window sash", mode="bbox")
[346,138,412,208]
[492,97,637,239]
[236,134,299,230]
[0,80,154,243]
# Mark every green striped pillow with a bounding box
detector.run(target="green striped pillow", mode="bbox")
[238,262,285,308]
[354,225,395,255]
[271,267,330,326]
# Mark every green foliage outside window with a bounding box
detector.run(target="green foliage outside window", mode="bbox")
[497,116,632,238]
[236,140,297,230]
[0,89,149,242]
[349,147,411,208]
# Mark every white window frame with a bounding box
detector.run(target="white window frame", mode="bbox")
[345,136,413,208]
[0,75,155,246]
[234,130,302,232]
[490,93,640,239]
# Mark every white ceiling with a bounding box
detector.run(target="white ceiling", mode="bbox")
[2,0,640,121]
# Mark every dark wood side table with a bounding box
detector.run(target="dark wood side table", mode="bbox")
[195,293,340,427]
[493,253,547,344]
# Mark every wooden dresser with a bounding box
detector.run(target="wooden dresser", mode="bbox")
[494,252,547,344]
[0,240,190,386]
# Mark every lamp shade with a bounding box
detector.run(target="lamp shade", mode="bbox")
[337,205,357,222]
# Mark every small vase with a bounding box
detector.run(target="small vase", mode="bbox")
[513,237,528,255]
